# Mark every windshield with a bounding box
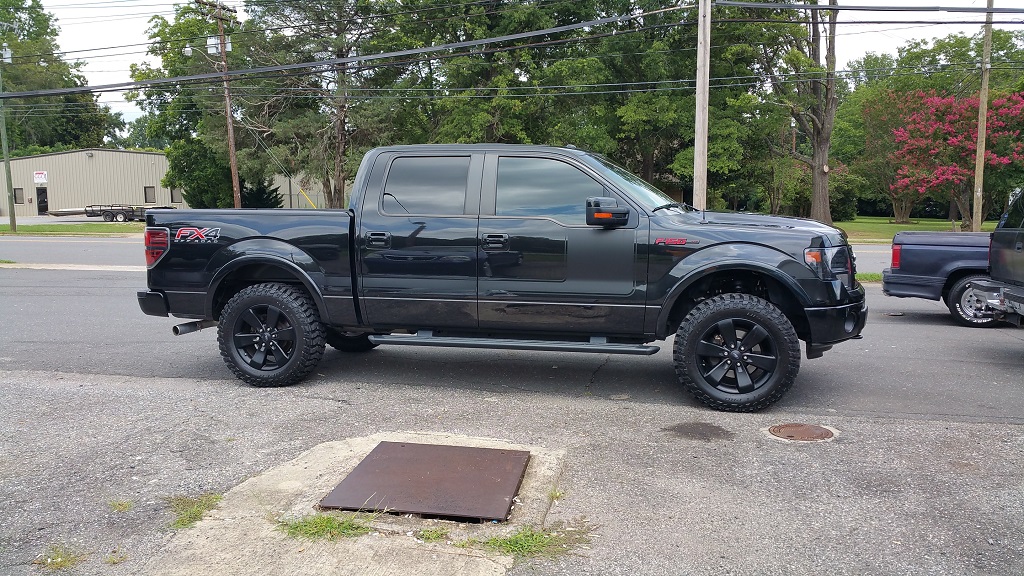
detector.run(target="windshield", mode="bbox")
[584,153,680,211]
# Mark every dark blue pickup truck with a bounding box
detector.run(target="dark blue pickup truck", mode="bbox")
[137,144,867,412]
[881,231,994,327]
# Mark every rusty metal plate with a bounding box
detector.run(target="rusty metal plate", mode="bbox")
[319,442,531,522]
[769,423,834,441]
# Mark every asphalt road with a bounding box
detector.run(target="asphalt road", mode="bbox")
[1,237,1021,575]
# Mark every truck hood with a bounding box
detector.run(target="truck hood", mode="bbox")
[658,209,847,245]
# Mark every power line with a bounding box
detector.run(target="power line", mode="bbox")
[0,4,688,100]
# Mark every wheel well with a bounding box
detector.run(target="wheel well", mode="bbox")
[941,269,987,301]
[212,263,315,320]
[665,270,809,340]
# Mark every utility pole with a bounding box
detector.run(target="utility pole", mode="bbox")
[692,0,711,210]
[195,0,241,209]
[972,0,994,232]
[1,40,16,232]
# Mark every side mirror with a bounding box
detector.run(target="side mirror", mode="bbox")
[586,196,629,227]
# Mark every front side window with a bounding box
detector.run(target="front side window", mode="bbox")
[382,156,470,215]
[144,186,156,204]
[13,188,23,204]
[495,157,604,223]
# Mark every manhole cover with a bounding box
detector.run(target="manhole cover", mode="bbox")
[319,442,530,522]
[768,423,834,441]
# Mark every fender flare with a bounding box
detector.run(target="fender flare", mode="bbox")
[654,259,812,339]
[206,247,330,323]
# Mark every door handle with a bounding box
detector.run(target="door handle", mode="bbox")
[1016,241,1023,252]
[481,233,509,249]
[366,231,391,248]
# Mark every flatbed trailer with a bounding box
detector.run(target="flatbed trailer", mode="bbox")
[85,204,170,222]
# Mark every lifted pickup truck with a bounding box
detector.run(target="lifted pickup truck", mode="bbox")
[137,144,866,411]
[881,231,995,327]
[971,188,1024,326]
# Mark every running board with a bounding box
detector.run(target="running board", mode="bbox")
[369,331,660,355]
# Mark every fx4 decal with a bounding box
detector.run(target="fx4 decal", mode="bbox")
[655,238,698,246]
[175,227,221,243]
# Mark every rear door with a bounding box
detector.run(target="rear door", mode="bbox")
[992,188,1024,286]
[476,152,646,336]
[357,152,483,329]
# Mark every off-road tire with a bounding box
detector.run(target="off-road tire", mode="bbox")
[946,274,998,328]
[674,293,800,412]
[326,330,378,353]
[218,282,325,387]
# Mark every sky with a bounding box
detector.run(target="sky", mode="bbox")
[35,0,1024,122]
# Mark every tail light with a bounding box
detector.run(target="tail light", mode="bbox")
[144,227,170,268]
[891,244,901,269]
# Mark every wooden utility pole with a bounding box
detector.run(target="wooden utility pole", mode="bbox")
[972,0,994,232]
[692,0,711,210]
[195,0,242,209]
[0,40,16,232]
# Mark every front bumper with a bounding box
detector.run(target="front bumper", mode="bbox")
[137,289,169,317]
[804,297,868,356]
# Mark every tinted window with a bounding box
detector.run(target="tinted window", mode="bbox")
[382,156,470,215]
[144,186,156,203]
[496,157,605,222]
[1000,188,1024,229]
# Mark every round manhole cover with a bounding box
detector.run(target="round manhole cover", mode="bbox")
[768,423,834,441]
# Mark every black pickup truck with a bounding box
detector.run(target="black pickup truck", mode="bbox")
[971,188,1024,326]
[137,144,866,411]
[881,231,994,327]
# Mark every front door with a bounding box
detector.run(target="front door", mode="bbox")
[357,152,484,329]
[35,188,48,215]
[477,153,646,336]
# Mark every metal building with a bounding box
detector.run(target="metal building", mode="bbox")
[0,148,182,218]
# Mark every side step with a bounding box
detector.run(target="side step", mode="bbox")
[369,331,660,355]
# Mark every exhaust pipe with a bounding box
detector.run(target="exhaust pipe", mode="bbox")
[172,320,218,336]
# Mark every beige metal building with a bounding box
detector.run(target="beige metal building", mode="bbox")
[0,148,182,218]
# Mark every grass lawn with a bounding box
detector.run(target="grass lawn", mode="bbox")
[836,216,997,243]
[0,223,144,235]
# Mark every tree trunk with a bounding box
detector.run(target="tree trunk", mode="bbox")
[892,195,913,224]
[810,138,833,224]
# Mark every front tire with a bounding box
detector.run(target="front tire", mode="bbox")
[946,275,998,328]
[218,283,326,387]
[674,294,800,412]
[114,212,127,222]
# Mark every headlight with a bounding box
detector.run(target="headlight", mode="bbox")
[804,245,854,287]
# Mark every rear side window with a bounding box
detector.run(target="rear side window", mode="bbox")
[382,156,470,215]
[495,157,605,223]
[1000,188,1024,229]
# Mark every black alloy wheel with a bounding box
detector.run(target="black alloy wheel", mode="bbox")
[674,293,800,412]
[218,283,325,387]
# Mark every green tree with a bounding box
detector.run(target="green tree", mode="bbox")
[0,0,122,152]
[162,138,232,208]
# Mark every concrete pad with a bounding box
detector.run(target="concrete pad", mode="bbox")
[140,432,565,576]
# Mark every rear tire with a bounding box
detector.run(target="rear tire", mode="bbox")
[114,212,127,222]
[326,330,378,353]
[674,293,800,412]
[218,283,326,387]
[102,212,114,222]
[946,274,998,328]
